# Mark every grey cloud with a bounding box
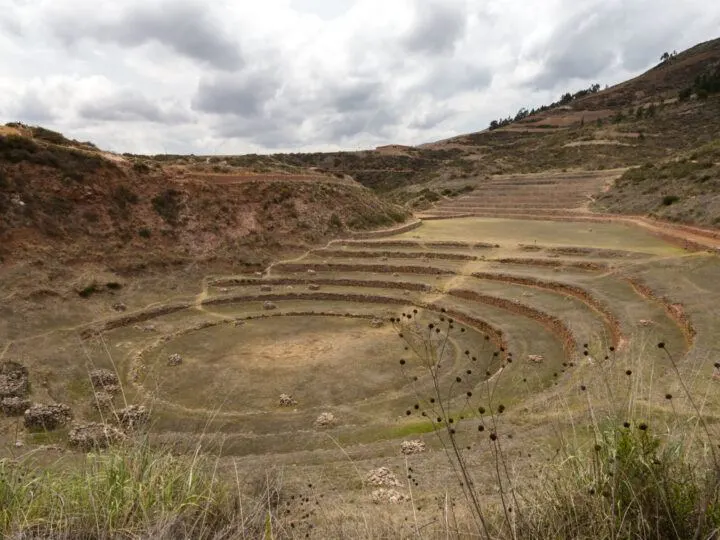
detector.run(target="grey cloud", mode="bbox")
[418,62,491,98]
[404,1,468,55]
[52,1,242,70]
[192,71,279,118]
[12,91,55,123]
[78,91,191,124]
[409,108,454,130]
[332,81,383,113]
[325,108,400,140]
[530,0,708,90]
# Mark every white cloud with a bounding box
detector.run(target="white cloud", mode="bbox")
[0,0,718,154]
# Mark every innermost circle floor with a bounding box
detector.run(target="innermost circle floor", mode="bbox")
[143,314,414,413]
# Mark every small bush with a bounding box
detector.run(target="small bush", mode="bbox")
[328,213,343,229]
[151,189,182,224]
[662,195,680,206]
[78,285,98,298]
[132,161,151,174]
[112,186,139,210]
[138,228,151,239]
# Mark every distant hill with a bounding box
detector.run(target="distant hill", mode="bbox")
[0,125,408,268]
[266,37,720,223]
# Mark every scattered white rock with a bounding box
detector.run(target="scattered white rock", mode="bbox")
[371,489,408,504]
[279,393,297,407]
[400,440,427,455]
[112,302,127,312]
[528,355,544,363]
[392,273,400,278]
[365,467,401,487]
[308,284,321,291]
[638,319,655,327]
[370,318,384,328]
[263,301,278,311]
[167,353,183,367]
[307,269,317,275]
[314,412,336,428]
[233,319,245,327]
[134,324,156,333]
[260,285,272,292]
[255,272,264,277]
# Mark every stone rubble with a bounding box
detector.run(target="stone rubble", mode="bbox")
[314,412,336,428]
[24,403,73,431]
[68,422,127,451]
[365,467,402,487]
[90,369,119,390]
[279,393,297,407]
[371,489,408,504]
[117,405,150,430]
[370,318,384,328]
[0,361,30,399]
[167,353,183,366]
[400,440,427,455]
[1,396,31,416]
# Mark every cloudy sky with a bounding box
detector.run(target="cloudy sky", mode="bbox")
[1,0,719,154]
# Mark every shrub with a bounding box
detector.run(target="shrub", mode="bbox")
[138,228,151,239]
[112,186,139,210]
[132,161,151,174]
[328,213,343,229]
[662,195,680,206]
[151,189,182,224]
[78,285,98,298]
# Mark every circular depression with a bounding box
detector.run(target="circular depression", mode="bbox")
[139,314,436,413]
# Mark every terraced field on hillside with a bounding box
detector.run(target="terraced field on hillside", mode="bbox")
[4,209,719,522]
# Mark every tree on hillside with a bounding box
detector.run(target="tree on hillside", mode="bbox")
[660,52,670,63]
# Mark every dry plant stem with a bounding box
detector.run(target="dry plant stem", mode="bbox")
[399,319,492,539]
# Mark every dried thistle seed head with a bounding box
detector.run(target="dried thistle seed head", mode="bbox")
[490,433,497,441]
[399,359,406,365]
[658,342,665,349]
[498,404,506,413]
[625,369,632,376]
[638,423,648,431]
[478,407,486,414]
[665,393,673,400]
[478,425,485,432]
[623,421,631,428]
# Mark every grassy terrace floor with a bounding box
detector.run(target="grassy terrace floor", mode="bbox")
[2,216,719,537]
